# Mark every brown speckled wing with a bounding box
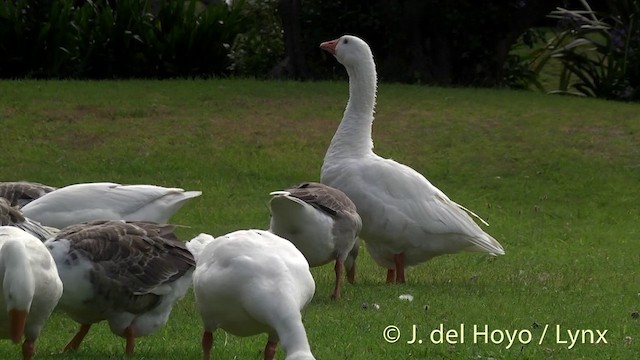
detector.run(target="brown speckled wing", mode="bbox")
[0,197,26,225]
[0,181,56,207]
[56,220,195,314]
[285,182,358,217]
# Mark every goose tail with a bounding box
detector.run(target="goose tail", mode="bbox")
[182,190,203,199]
[269,190,291,197]
[456,203,490,227]
[468,232,505,256]
[186,233,215,262]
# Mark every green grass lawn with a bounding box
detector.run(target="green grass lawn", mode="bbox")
[0,79,638,359]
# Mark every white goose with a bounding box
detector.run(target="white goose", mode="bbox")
[269,182,361,299]
[0,198,57,242]
[44,220,195,355]
[0,181,56,208]
[186,230,316,360]
[319,35,505,283]
[21,182,202,228]
[0,226,63,360]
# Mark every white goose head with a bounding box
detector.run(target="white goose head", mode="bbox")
[1,238,35,342]
[320,35,373,70]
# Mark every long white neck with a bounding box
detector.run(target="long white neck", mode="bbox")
[1,240,35,311]
[277,316,315,360]
[325,56,377,161]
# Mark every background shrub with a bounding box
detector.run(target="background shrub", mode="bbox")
[538,0,640,101]
[273,0,558,87]
[228,0,283,77]
[0,0,246,78]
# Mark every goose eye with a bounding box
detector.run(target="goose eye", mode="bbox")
[343,38,349,44]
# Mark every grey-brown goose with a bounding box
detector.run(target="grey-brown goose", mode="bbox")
[44,220,195,355]
[269,182,361,299]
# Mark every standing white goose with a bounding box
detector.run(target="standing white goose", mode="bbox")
[44,220,195,355]
[319,35,504,283]
[0,226,63,360]
[21,182,201,228]
[186,230,316,360]
[269,182,361,299]
[0,181,56,208]
[0,198,57,242]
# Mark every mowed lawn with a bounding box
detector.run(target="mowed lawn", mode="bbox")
[0,79,638,359]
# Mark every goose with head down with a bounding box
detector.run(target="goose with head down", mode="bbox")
[319,35,504,283]
[269,182,361,299]
[186,230,316,360]
[44,220,195,355]
[21,182,201,229]
[0,226,63,360]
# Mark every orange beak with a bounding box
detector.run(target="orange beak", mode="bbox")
[320,39,339,55]
[9,309,27,343]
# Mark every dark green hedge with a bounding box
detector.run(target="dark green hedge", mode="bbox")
[0,0,246,78]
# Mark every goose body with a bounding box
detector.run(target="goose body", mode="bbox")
[21,182,201,228]
[269,182,361,299]
[320,35,504,283]
[44,220,195,354]
[0,181,56,208]
[0,198,57,242]
[0,226,63,360]
[186,230,316,360]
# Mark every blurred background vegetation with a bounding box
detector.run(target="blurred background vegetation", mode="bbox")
[0,0,638,101]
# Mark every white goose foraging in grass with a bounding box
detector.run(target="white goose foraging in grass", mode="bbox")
[319,35,504,284]
[0,226,63,360]
[44,220,195,355]
[269,182,361,299]
[186,230,316,360]
[0,181,56,208]
[0,198,57,242]
[21,182,202,228]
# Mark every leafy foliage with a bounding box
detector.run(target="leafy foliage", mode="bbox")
[538,0,640,100]
[0,0,556,85]
[227,0,284,77]
[504,28,548,91]
[294,0,555,86]
[297,0,400,80]
[0,0,246,78]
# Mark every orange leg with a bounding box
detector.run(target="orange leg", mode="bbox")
[9,309,27,344]
[394,253,406,283]
[346,262,356,284]
[64,324,91,352]
[264,339,278,360]
[386,268,395,283]
[22,339,35,360]
[331,260,344,300]
[124,326,135,355]
[202,331,213,360]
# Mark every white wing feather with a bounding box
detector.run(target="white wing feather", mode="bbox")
[322,156,504,256]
